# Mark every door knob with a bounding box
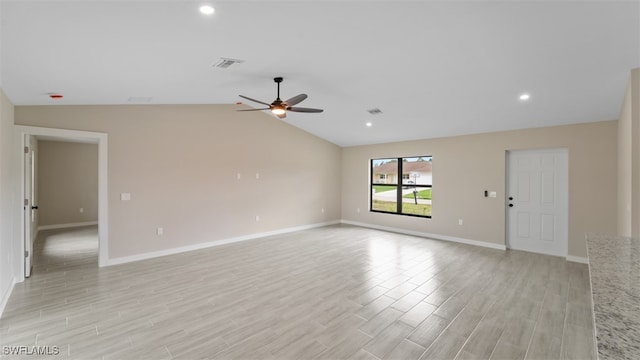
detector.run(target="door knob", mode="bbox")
[31,205,38,210]
[508,197,513,200]
[508,204,514,207]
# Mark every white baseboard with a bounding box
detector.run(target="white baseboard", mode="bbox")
[38,221,98,231]
[0,277,17,318]
[107,220,341,266]
[340,220,507,251]
[566,255,589,264]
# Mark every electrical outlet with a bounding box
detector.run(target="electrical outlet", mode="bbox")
[255,215,260,222]
[458,219,463,225]
[237,173,241,180]
[255,172,260,179]
[321,208,325,213]
[120,193,131,201]
[357,208,361,213]
[157,227,163,236]
[79,207,84,213]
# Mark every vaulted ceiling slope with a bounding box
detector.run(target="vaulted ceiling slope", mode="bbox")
[1,1,638,146]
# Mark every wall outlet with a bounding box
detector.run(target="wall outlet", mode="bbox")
[321,208,325,213]
[458,219,463,225]
[255,215,260,222]
[357,208,361,213]
[237,173,241,180]
[79,207,84,213]
[156,227,163,236]
[255,172,260,179]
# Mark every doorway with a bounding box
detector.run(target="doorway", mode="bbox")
[506,148,568,257]
[15,126,108,281]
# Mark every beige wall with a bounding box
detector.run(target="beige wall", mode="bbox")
[15,105,342,259]
[341,121,618,258]
[37,140,98,226]
[617,68,640,237]
[0,89,17,308]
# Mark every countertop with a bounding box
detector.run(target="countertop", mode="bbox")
[586,234,640,359]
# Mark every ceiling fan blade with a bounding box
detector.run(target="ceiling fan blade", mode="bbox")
[239,95,271,106]
[284,94,307,106]
[237,108,270,111]
[287,107,324,113]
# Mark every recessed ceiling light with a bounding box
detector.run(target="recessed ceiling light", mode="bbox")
[366,122,373,127]
[519,93,531,101]
[199,5,215,15]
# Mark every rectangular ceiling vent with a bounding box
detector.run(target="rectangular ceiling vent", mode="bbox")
[367,108,383,115]
[212,58,245,69]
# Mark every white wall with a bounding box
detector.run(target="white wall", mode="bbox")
[37,140,98,226]
[0,0,18,316]
[0,89,16,314]
[342,121,618,259]
[618,68,640,237]
[15,105,343,261]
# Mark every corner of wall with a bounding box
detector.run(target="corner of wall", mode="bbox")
[619,68,640,238]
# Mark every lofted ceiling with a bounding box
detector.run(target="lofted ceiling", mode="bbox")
[1,0,639,147]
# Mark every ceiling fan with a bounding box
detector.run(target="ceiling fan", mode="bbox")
[238,77,324,119]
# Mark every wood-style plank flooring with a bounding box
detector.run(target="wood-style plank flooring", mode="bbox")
[0,224,596,359]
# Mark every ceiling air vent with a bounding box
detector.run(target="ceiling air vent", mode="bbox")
[212,58,245,69]
[367,108,383,115]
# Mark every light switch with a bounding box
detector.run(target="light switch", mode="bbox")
[121,193,131,201]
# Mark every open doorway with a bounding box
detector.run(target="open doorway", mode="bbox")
[32,226,99,275]
[32,139,99,275]
[15,126,108,282]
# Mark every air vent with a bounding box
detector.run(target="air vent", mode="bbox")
[212,58,245,69]
[367,108,383,115]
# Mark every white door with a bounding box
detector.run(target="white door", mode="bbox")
[23,135,36,277]
[507,148,568,257]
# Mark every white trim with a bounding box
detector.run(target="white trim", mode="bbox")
[38,221,99,231]
[566,255,589,264]
[14,126,108,279]
[107,220,340,266]
[0,277,17,317]
[340,220,507,251]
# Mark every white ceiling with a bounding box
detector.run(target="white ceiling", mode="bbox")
[1,1,639,147]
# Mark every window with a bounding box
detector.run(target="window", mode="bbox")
[370,156,432,218]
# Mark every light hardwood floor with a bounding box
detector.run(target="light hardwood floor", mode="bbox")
[0,224,595,360]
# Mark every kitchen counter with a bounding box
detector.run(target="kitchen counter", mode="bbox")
[586,234,640,359]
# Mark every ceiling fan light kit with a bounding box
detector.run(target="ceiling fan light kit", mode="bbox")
[238,77,324,119]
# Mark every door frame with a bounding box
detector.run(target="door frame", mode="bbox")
[505,147,569,257]
[23,134,36,277]
[14,125,108,281]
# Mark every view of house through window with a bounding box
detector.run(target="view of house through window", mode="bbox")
[370,156,432,218]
